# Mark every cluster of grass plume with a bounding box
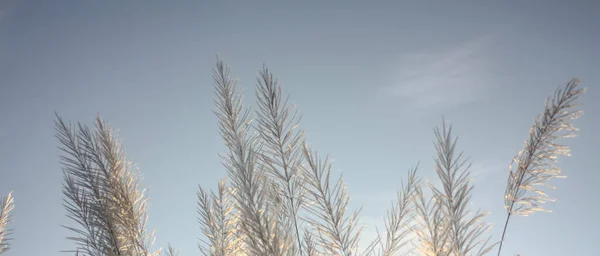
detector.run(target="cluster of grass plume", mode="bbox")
[1,58,585,256]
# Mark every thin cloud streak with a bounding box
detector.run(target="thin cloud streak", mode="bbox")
[383,35,496,110]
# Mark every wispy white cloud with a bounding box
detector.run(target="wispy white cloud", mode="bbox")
[382,35,496,110]
[469,159,507,185]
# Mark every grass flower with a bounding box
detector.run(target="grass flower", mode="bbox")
[497,79,585,255]
[55,114,159,256]
[0,192,14,255]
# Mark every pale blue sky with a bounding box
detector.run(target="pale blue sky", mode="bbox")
[0,1,599,255]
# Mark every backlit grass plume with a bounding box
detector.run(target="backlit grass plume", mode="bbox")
[55,114,160,256]
[429,121,495,256]
[363,167,419,256]
[301,144,363,256]
[164,244,179,256]
[412,121,496,256]
[202,58,293,256]
[0,192,14,255]
[255,65,306,256]
[197,179,243,256]
[497,79,585,255]
[413,183,450,256]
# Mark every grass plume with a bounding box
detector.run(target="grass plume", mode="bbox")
[301,144,363,256]
[363,167,419,256]
[164,244,178,256]
[55,114,159,256]
[0,192,14,255]
[205,57,293,256]
[255,65,306,256]
[429,120,495,256]
[497,78,585,255]
[197,179,243,256]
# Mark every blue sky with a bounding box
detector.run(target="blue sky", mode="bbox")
[0,1,598,255]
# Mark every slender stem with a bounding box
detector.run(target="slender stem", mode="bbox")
[498,115,543,256]
[277,129,304,255]
[496,211,513,256]
[498,140,537,256]
[290,195,303,256]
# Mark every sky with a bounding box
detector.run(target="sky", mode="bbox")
[0,0,599,255]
